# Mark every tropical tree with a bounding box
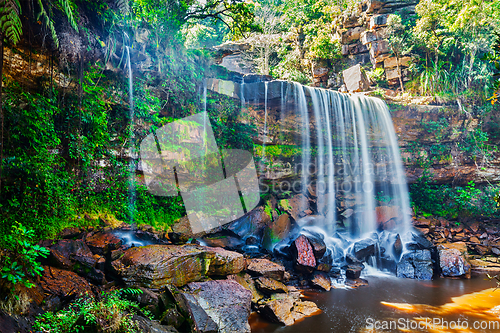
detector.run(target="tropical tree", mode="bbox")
[386,14,414,92]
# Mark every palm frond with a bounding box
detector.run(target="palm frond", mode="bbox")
[116,0,130,16]
[59,0,78,32]
[36,0,59,48]
[0,0,23,44]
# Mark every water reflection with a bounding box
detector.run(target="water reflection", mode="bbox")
[251,274,499,333]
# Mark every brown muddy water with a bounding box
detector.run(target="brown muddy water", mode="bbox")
[250,271,500,333]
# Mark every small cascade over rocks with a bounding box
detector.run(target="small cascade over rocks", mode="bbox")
[208,77,434,281]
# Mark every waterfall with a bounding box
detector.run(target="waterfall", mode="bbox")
[262,81,269,158]
[125,45,136,223]
[245,81,411,238]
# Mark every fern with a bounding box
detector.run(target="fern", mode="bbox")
[59,0,78,32]
[36,0,59,48]
[0,0,22,44]
[120,288,143,295]
[116,0,130,16]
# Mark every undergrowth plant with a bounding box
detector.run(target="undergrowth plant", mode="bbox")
[0,222,49,289]
[33,289,152,333]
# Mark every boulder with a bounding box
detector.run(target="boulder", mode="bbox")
[342,42,369,56]
[246,259,286,281]
[202,235,243,249]
[226,206,271,239]
[47,248,73,270]
[271,213,292,242]
[51,239,93,260]
[346,278,369,288]
[85,232,123,255]
[207,246,246,276]
[259,295,320,326]
[384,56,411,69]
[179,280,252,333]
[291,235,317,273]
[393,234,403,259]
[396,250,434,280]
[133,315,179,333]
[228,272,264,303]
[39,266,94,300]
[124,287,162,317]
[437,242,471,278]
[342,64,370,93]
[301,229,327,259]
[353,238,377,260]
[311,272,331,291]
[111,245,244,289]
[345,265,363,279]
[385,67,401,81]
[286,194,309,221]
[260,297,295,326]
[255,277,288,294]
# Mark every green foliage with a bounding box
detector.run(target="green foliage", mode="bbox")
[0,0,22,44]
[33,289,151,333]
[457,127,496,162]
[1,222,49,289]
[410,0,500,99]
[36,0,80,48]
[410,172,500,218]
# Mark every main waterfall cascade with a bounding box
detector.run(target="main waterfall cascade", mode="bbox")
[240,79,414,273]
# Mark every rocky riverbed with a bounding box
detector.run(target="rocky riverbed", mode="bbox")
[2,210,500,333]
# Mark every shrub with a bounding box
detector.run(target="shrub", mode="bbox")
[1,222,49,289]
[33,289,152,333]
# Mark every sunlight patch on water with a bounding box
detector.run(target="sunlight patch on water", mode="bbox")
[378,288,500,333]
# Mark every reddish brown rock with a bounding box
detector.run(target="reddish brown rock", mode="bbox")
[207,246,246,276]
[376,206,400,225]
[438,242,471,278]
[255,277,288,294]
[201,235,243,249]
[469,222,481,234]
[286,194,309,221]
[413,218,431,227]
[58,227,82,239]
[246,259,286,281]
[311,272,331,291]
[260,297,295,326]
[346,278,369,288]
[346,265,363,279]
[228,272,264,303]
[271,213,291,241]
[291,235,316,273]
[112,245,244,289]
[39,266,94,298]
[469,236,480,244]
[47,248,73,269]
[85,232,123,255]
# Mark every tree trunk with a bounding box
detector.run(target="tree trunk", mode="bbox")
[396,58,404,93]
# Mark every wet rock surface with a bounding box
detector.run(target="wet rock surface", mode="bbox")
[179,280,252,333]
[397,250,434,280]
[437,242,471,278]
[291,235,317,273]
[111,244,245,289]
[246,258,286,281]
